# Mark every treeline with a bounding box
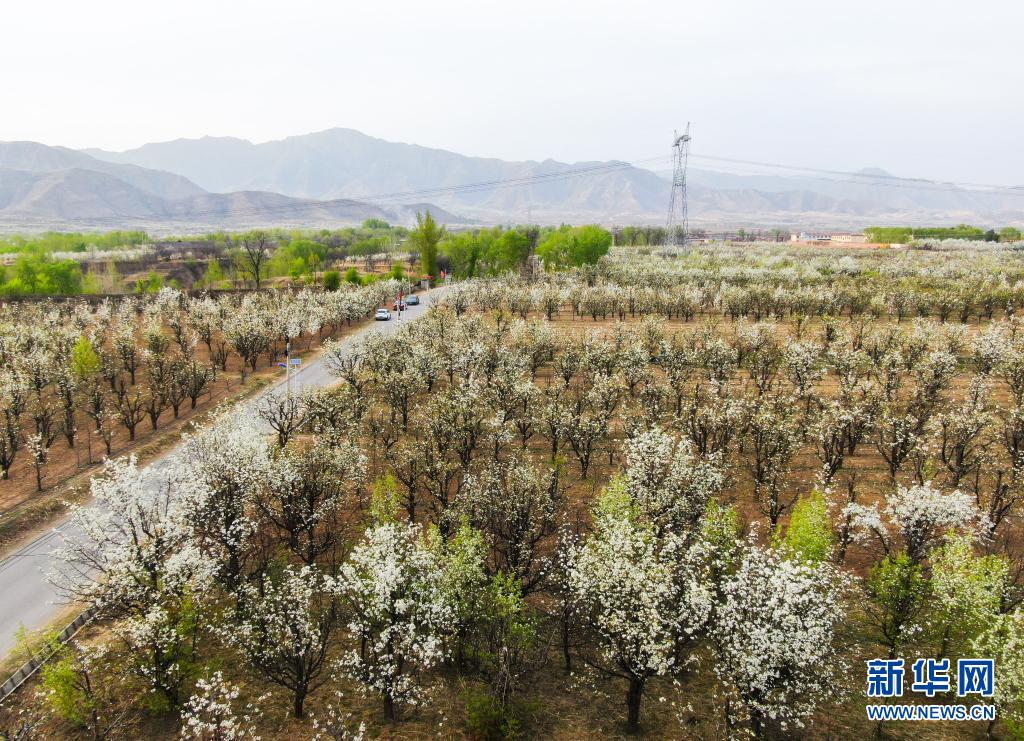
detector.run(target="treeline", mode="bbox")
[0,254,84,296]
[0,222,412,297]
[613,226,709,245]
[0,231,149,255]
[865,224,1023,243]
[439,225,538,277]
[173,222,409,287]
[0,232,153,296]
[612,226,673,246]
[193,220,408,263]
[437,223,612,278]
[2,218,615,297]
[611,227,787,246]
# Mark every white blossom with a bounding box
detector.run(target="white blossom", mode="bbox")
[711,545,845,734]
[336,522,453,718]
[180,671,263,740]
[844,481,985,563]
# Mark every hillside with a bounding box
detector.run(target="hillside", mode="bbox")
[684,166,1024,224]
[0,168,170,221]
[0,141,204,200]
[0,166,464,231]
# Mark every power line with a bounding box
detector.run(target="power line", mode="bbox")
[354,157,668,202]
[174,152,1024,224]
[93,156,670,225]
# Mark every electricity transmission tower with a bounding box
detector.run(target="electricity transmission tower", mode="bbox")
[665,124,691,254]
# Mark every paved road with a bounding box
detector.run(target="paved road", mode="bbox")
[0,287,447,658]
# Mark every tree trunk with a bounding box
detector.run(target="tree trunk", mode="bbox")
[751,707,764,738]
[626,676,644,733]
[561,616,572,673]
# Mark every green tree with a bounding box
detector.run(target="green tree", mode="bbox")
[492,229,532,273]
[865,224,989,243]
[865,552,930,658]
[535,225,611,270]
[13,254,42,292]
[44,259,84,294]
[776,490,834,564]
[323,270,341,291]
[236,230,272,289]
[202,259,224,288]
[410,211,445,278]
[370,473,401,524]
[351,237,382,259]
[931,534,1008,656]
[268,238,327,280]
[71,336,102,379]
[2,254,83,295]
[441,231,485,278]
[463,573,539,740]
[701,499,742,577]
[972,610,1024,736]
[40,641,122,737]
[81,271,101,294]
[135,270,163,293]
[432,520,489,666]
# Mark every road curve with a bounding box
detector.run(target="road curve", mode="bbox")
[0,286,449,657]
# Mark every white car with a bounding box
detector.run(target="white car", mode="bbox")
[374,308,391,321]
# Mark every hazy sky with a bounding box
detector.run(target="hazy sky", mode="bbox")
[3,0,1022,184]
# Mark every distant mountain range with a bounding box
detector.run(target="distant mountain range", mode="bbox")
[684,167,1024,226]
[82,129,670,225]
[0,129,1020,232]
[0,140,463,232]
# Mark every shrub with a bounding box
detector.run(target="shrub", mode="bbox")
[464,685,525,741]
